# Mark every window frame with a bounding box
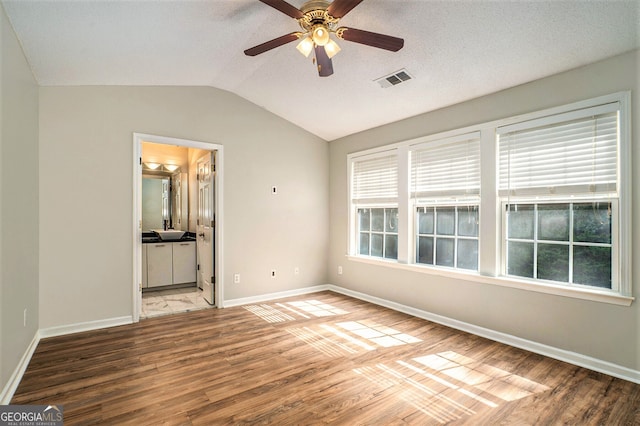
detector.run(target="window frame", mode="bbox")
[346,92,632,306]
[356,206,399,260]
[415,203,480,271]
[500,199,618,291]
[348,148,399,260]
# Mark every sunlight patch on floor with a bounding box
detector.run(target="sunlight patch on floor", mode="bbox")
[285,318,423,357]
[286,300,349,317]
[353,351,551,424]
[412,351,549,402]
[244,300,349,323]
[354,364,475,424]
[337,320,422,347]
[286,326,358,357]
[243,304,295,323]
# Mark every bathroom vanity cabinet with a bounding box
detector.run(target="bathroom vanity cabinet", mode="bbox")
[144,241,196,288]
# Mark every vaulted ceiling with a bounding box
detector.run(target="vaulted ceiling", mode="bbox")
[3,0,639,141]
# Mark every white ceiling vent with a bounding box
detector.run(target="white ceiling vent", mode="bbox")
[375,69,413,88]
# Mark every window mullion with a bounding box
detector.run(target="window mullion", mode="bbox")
[479,126,498,275]
[453,207,459,268]
[397,145,410,263]
[569,202,575,284]
[533,204,538,279]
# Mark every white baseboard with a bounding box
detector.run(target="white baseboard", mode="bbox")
[327,284,640,385]
[223,284,331,308]
[0,331,40,404]
[39,316,133,339]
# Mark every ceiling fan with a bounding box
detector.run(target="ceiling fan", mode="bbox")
[244,0,404,77]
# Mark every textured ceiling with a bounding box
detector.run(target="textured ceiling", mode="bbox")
[3,0,639,141]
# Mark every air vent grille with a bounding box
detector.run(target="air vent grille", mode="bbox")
[375,69,413,88]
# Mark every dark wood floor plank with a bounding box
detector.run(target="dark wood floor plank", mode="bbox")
[11,291,640,425]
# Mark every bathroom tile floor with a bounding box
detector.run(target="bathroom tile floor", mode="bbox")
[141,286,213,319]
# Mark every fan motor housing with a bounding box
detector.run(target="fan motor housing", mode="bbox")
[299,0,338,32]
[300,0,330,14]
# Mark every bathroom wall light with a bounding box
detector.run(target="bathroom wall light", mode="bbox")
[144,162,161,170]
[142,162,181,173]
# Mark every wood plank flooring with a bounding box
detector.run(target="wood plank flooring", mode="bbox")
[12,291,640,425]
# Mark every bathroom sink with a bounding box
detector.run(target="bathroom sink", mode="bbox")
[151,229,186,240]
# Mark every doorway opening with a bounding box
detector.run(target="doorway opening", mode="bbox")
[133,133,224,322]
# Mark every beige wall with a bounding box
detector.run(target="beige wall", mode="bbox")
[39,86,329,328]
[0,4,39,392]
[328,50,640,370]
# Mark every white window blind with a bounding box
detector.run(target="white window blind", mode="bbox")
[410,132,481,200]
[351,152,398,203]
[498,103,619,197]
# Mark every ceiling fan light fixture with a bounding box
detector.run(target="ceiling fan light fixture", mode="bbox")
[324,38,341,59]
[296,36,314,57]
[312,25,330,46]
[245,0,404,77]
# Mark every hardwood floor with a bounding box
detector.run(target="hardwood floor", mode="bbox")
[12,291,640,425]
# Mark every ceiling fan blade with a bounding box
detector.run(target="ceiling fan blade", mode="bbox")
[244,32,301,56]
[315,45,334,77]
[337,27,404,52]
[259,0,304,19]
[326,0,363,19]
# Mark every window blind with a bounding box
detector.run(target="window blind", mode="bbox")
[351,152,398,203]
[498,105,618,197]
[410,132,481,200]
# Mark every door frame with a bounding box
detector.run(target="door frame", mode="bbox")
[133,133,224,322]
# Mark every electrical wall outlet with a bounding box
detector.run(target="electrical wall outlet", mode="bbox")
[338,266,343,275]
[271,269,276,278]
[294,267,300,275]
[271,186,277,195]
[233,273,240,284]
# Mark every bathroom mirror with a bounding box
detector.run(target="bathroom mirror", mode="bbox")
[142,171,185,231]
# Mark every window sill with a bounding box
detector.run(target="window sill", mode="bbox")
[345,255,634,306]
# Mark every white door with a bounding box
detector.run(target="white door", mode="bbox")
[197,152,215,305]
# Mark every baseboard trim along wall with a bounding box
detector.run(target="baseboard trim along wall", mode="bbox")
[39,316,133,339]
[0,332,40,404]
[326,284,640,385]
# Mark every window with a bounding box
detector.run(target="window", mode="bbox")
[350,151,398,260]
[347,92,631,304]
[417,205,479,270]
[505,202,613,288]
[411,133,481,271]
[498,102,621,291]
[358,208,398,259]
